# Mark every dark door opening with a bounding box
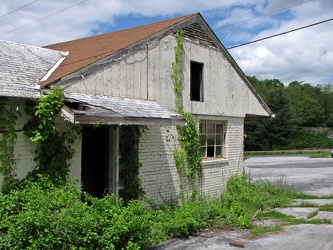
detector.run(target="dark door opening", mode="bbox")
[81,126,109,198]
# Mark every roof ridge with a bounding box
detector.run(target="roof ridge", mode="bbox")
[44,13,197,47]
[42,13,198,86]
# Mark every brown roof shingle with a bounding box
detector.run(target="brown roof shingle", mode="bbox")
[43,13,196,87]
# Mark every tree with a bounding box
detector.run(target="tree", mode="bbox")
[284,82,325,127]
[245,77,295,150]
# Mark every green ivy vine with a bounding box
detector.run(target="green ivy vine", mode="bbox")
[0,97,21,193]
[119,125,145,201]
[172,29,202,202]
[23,88,80,185]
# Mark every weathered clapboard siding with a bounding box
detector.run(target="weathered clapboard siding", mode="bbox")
[62,32,268,119]
[64,48,149,100]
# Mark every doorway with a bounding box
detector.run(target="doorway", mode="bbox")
[81,126,119,198]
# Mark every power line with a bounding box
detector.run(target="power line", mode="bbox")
[216,0,314,30]
[0,0,88,37]
[226,17,333,50]
[0,0,39,20]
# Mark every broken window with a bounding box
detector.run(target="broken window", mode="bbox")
[190,61,204,101]
[199,122,225,158]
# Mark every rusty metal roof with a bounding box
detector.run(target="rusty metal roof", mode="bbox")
[43,14,196,87]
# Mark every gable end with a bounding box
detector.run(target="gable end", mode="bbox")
[183,23,217,48]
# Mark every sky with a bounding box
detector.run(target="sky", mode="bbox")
[0,0,332,85]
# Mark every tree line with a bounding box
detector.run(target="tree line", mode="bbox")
[245,76,333,151]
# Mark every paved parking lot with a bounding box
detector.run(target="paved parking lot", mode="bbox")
[154,156,333,249]
[245,155,333,196]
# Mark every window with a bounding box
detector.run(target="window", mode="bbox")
[199,122,225,158]
[190,61,203,101]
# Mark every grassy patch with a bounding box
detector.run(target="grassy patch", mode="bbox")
[310,152,332,158]
[319,205,333,212]
[251,225,282,238]
[306,219,332,224]
[291,193,322,199]
[294,202,319,207]
[307,210,319,219]
[245,150,331,158]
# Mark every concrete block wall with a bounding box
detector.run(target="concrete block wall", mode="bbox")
[139,116,245,204]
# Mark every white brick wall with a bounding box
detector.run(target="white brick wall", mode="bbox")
[139,125,181,204]
[0,99,81,190]
[139,117,245,204]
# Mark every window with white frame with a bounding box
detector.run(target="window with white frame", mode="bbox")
[199,122,225,158]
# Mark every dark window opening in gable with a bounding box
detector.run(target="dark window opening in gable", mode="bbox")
[190,61,204,102]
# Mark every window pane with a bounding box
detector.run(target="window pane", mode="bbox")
[207,134,215,146]
[207,146,214,157]
[200,135,206,146]
[216,124,223,134]
[199,123,206,134]
[216,146,222,156]
[216,134,222,145]
[200,147,206,157]
[207,123,214,133]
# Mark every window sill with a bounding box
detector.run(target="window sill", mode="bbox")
[201,157,228,167]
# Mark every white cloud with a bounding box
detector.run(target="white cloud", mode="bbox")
[227,0,333,84]
[0,0,332,85]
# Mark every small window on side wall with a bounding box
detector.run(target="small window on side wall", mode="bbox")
[199,122,225,159]
[190,61,203,102]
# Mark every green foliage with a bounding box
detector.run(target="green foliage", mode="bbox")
[245,76,333,151]
[0,173,295,248]
[171,29,202,201]
[24,88,64,143]
[23,88,79,185]
[288,127,333,149]
[220,173,292,228]
[172,29,185,113]
[173,147,186,201]
[177,112,202,201]
[0,175,153,249]
[119,125,145,201]
[284,81,326,127]
[0,98,21,193]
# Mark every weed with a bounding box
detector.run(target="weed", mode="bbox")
[319,205,333,212]
[307,210,319,219]
[251,225,282,238]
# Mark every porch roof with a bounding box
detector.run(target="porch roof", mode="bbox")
[61,93,186,126]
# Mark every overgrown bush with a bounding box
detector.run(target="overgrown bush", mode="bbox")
[0,173,293,249]
[0,175,153,249]
[219,173,292,228]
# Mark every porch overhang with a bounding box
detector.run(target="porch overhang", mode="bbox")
[61,93,186,126]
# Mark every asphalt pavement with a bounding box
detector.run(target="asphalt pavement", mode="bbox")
[245,155,333,197]
[151,155,333,249]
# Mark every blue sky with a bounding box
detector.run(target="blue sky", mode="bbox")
[0,0,332,85]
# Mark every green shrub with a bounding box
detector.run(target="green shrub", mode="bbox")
[218,173,292,228]
[0,175,152,249]
[0,173,294,248]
